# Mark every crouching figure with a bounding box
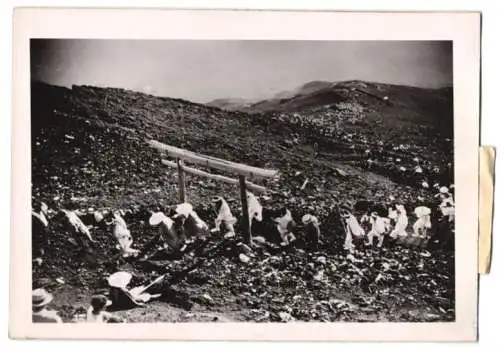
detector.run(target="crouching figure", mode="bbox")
[172,202,210,241]
[111,210,139,258]
[210,196,237,238]
[148,211,187,252]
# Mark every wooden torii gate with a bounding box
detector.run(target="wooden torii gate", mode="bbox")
[148,140,279,243]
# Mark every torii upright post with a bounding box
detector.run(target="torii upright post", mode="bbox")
[238,175,251,244]
[176,158,186,203]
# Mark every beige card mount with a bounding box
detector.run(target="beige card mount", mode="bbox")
[479,146,496,274]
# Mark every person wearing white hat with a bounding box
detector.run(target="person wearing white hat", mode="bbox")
[32,288,62,323]
[434,186,449,199]
[302,214,321,251]
[439,186,449,194]
[211,197,237,238]
[172,203,209,240]
[147,212,186,252]
[107,271,149,309]
[413,206,432,238]
[173,203,194,218]
[434,185,454,208]
[108,271,133,289]
[86,295,124,323]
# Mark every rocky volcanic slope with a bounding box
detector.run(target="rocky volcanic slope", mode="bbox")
[228,80,454,189]
[32,80,445,213]
[31,80,454,323]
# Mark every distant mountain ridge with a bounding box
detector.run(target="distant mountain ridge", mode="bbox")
[206,80,452,115]
[206,98,259,111]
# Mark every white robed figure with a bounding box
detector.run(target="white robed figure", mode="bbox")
[413,206,432,238]
[342,212,366,251]
[389,204,409,239]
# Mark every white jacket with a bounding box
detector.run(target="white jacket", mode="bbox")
[112,213,136,254]
[214,198,237,228]
[274,209,294,236]
[345,214,365,237]
[247,192,263,222]
[376,217,391,234]
[390,206,408,238]
[413,214,432,235]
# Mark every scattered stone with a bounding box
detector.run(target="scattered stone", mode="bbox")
[316,256,327,265]
[239,253,250,264]
[278,311,295,323]
[202,293,214,305]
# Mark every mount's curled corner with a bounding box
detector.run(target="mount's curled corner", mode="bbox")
[479,146,496,274]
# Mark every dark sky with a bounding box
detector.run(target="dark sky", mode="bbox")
[31,40,453,103]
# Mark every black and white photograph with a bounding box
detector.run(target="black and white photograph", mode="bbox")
[10,9,481,341]
[29,38,456,324]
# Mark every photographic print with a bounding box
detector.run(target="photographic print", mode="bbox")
[10,9,480,341]
[29,38,456,324]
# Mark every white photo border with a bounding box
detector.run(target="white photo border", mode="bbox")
[10,8,480,341]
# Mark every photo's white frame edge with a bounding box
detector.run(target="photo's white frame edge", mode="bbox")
[9,8,480,341]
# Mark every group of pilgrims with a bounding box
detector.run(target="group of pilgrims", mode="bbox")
[31,181,455,323]
[340,183,455,252]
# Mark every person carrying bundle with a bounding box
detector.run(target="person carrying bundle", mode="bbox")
[32,288,63,323]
